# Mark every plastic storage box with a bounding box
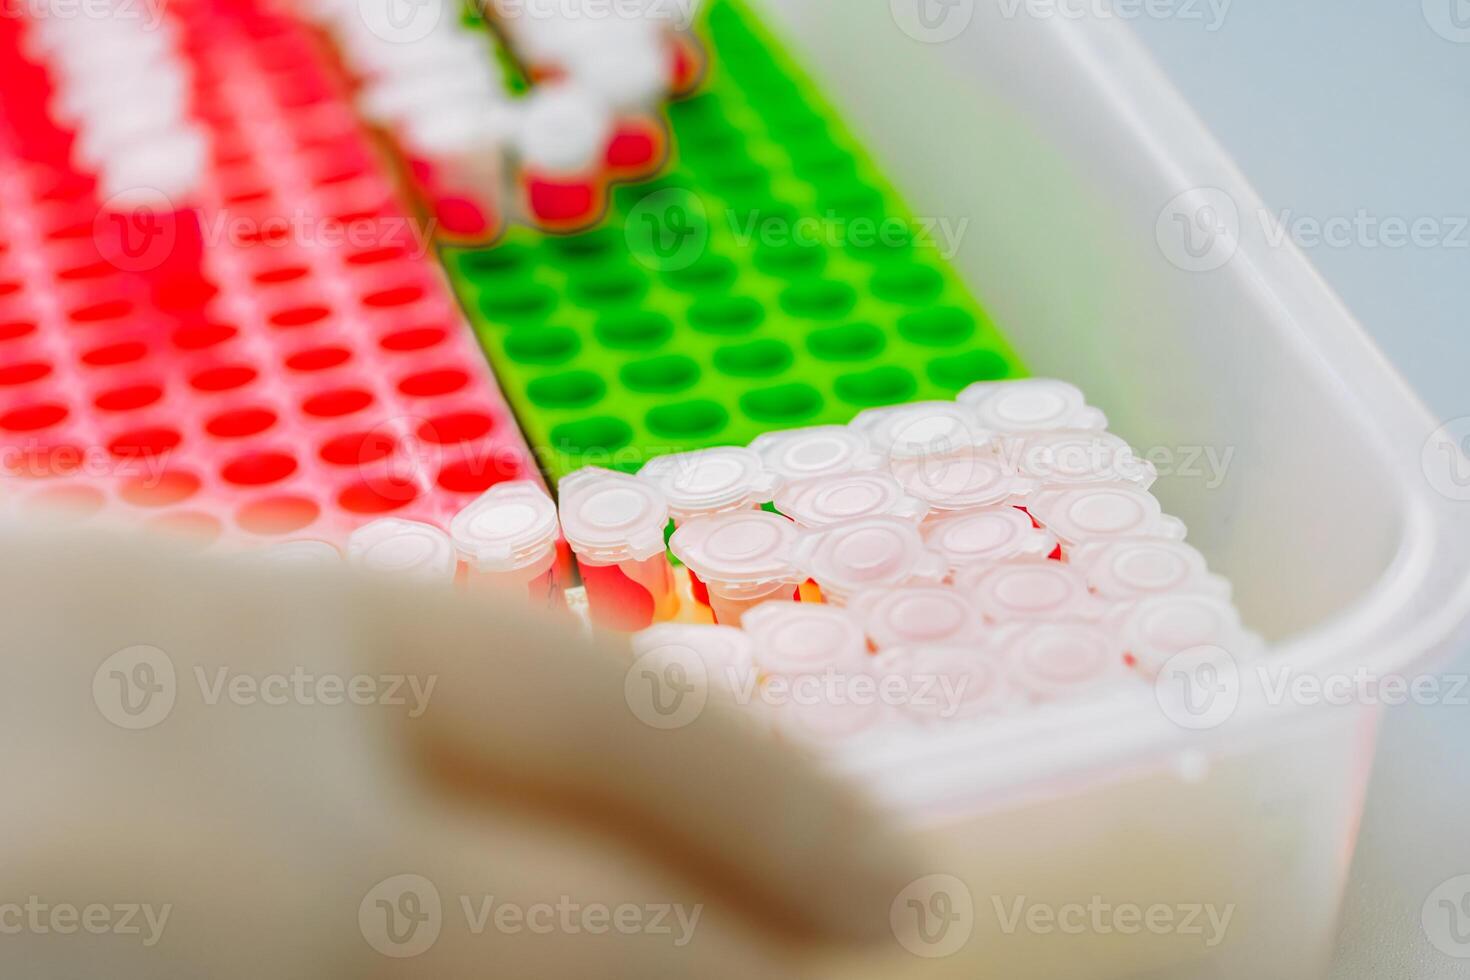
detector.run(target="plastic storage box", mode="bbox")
[747,2,1470,978]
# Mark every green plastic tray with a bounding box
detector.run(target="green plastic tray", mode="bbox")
[442,0,1027,482]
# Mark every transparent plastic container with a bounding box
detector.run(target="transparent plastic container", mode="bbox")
[741,602,870,677]
[750,425,884,482]
[630,622,757,693]
[638,446,780,524]
[888,448,1036,516]
[1072,538,1232,604]
[742,603,884,745]
[923,507,1059,574]
[992,622,1133,703]
[449,481,562,601]
[955,561,1108,624]
[346,518,457,583]
[870,645,1019,723]
[848,585,988,650]
[558,468,677,630]
[959,378,1107,433]
[850,401,994,460]
[1011,429,1158,490]
[1026,484,1187,550]
[254,539,342,567]
[754,3,1470,976]
[1108,594,1266,674]
[774,470,928,529]
[793,516,948,605]
[669,510,803,625]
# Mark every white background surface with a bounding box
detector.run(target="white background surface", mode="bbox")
[1127,5,1470,978]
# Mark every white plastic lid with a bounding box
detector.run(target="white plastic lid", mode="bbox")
[256,540,342,566]
[361,73,496,126]
[851,401,993,459]
[742,602,870,677]
[630,623,756,692]
[995,623,1130,700]
[100,128,206,202]
[74,100,184,169]
[1072,538,1231,603]
[794,516,948,604]
[959,379,1107,432]
[558,467,670,564]
[532,13,662,66]
[348,519,457,582]
[450,481,560,573]
[669,511,801,586]
[871,645,1014,722]
[638,447,779,523]
[1112,595,1262,673]
[1027,485,1187,546]
[57,70,186,124]
[1012,430,1157,490]
[923,507,1058,573]
[849,586,988,650]
[956,562,1105,623]
[749,425,881,482]
[517,83,613,173]
[889,448,1036,512]
[405,104,510,159]
[774,471,928,529]
[568,41,668,110]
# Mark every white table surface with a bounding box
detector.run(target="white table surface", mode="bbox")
[1127,5,1470,978]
